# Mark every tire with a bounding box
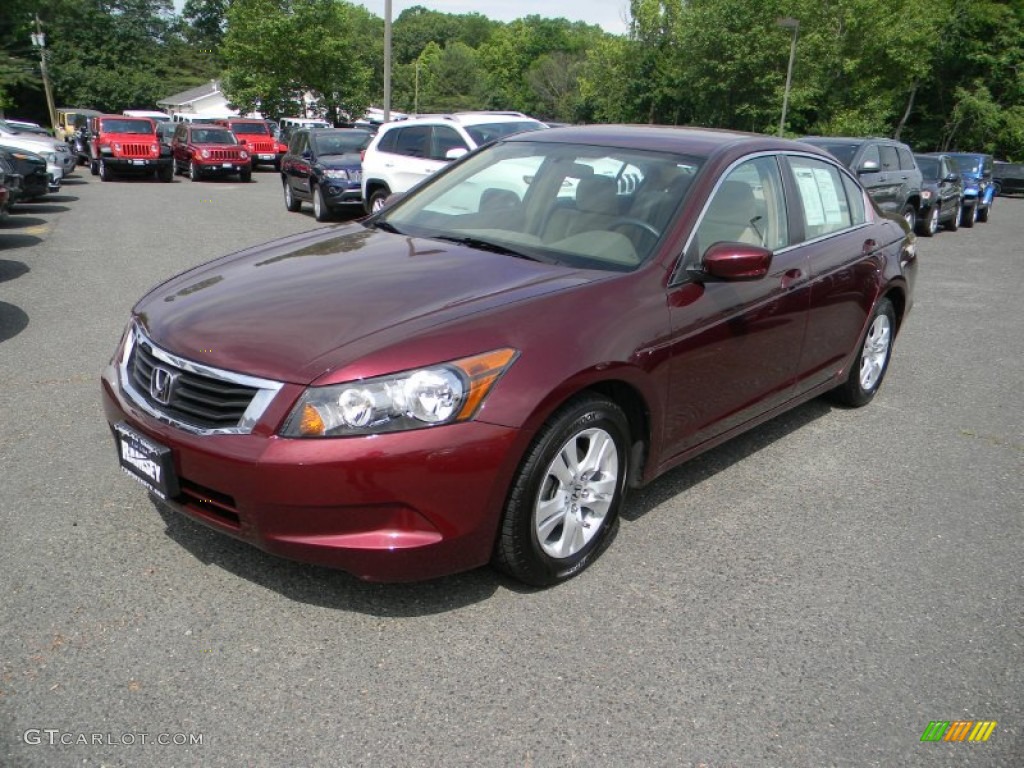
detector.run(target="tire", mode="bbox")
[946,198,960,232]
[99,159,112,182]
[367,187,390,214]
[977,201,990,223]
[901,204,916,232]
[961,201,976,228]
[240,169,252,183]
[917,205,939,237]
[157,165,172,183]
[283,180,301,212]
[190,160,201,182]
[829,297,896,408]
[313,184,332,221]
[493,395,630,587]
[89,159,98,176]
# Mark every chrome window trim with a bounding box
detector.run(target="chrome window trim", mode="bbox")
[118,322,284,436]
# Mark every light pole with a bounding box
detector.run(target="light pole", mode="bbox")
[777,17,799,138]
[31,14,58,134]
[383,0,392,122]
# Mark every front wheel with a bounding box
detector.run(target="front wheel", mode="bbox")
[157,165,172,183]
[977,201,991,223]
[493,395,629,587]
[901,204,916,232]
[190,160,201,182]
[917,205,938,237]
[946,198,960,231]
[99,159,112,182]
[962,201,977,228]
[829,297,896,408]
[89,159,99,176]
[313,184,332,221]
[240,169,252,183]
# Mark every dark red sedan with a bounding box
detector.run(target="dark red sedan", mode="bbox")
[101,126,916,586]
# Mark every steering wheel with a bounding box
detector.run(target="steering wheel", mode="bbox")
[609,217,660,240]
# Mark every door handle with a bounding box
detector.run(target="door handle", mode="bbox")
[781,268,803,290]
[862,239,877,255]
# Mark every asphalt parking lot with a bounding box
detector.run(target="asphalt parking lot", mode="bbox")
[1,169,1021,767]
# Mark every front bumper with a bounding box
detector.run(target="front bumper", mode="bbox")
[103,156,172,171]
[322,180,363,207]
[194,158,252,173]
[101,363,523,581]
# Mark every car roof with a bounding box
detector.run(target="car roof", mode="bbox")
[382,112,543,130]
[505,124,826,160]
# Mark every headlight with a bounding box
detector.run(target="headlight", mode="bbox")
[282,348,518,437]
[150,144,159,155]
[322,169,350,180]
[200,149,210,159]
[240,150,249,159]
[113,142,122,153]
[921,190,932,201]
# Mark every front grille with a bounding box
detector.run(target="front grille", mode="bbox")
[178,478,240,528]
[128,339,259,430]
[249,140,275,153]
[121,143,152,157]
[209,149,243,161]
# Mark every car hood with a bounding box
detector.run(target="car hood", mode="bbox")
[135,225,603,384]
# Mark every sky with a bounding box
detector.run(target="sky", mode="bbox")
[171,0,632,36]
[351,0,631,35]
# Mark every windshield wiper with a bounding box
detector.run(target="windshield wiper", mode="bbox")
[370,220,403,234]
[433,235,539,261]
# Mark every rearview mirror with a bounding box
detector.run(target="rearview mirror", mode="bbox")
[693,242,773,282]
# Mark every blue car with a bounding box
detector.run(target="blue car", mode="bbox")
[280,128,372,221]
[947,152,995,226]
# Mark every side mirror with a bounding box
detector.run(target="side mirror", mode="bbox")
[692,242,773,282]
[301,149,313,160]
[943,173,959,183]
[445,147,468,161]
[858,159,880,173]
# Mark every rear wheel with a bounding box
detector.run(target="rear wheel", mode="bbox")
[157,165,172,183]
[493,395,629,587]
[283,180,301,212]
[829,297,896,408]
[946,198,960,231]
[367,187,390,214]
[89,159,99,176]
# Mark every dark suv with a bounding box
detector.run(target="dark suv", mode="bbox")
[800,136,923,229]
[280,128,371,220]
[946,153,995,225]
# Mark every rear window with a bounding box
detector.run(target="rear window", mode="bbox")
[801,140,859,168]
[916,156,940,180]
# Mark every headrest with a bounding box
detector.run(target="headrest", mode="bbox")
[576,175,619,215]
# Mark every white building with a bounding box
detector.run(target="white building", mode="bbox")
[157,80,240,120]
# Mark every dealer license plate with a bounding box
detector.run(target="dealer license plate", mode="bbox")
[222,162,234,168]
[131,159,147,166]
[113,422,179,499]
[259,154,274,160]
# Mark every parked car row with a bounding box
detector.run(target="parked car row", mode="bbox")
[799,135,997,237]
[0,117,74,198]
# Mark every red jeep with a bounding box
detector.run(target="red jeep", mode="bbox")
[89,115,172,182]
[216,118,282,170]
[171,123,252,182]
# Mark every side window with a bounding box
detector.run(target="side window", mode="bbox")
[693,156,788,254]
[840,173,867,225]
[859,143,880,170]
[878,145,899,172]
[376,128,397,153]
[789,156,854,239]
[897,146,916,171]
[430,126,469,160]
[393,126,431,158]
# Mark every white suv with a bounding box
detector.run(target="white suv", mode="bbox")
[360,112,546,212]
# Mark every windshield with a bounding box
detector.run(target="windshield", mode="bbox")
[100,119,154,134]
[373,139,703,272]
[948,154,982,174]
[464,121,546,146]
[231,123,270,135]
[313,132,371,155]
[916,156,940,180]
[190,129,237,144]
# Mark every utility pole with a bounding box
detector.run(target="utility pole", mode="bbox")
[31,14,58,134]
[777,17,799,138]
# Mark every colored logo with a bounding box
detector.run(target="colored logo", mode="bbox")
[921,721,997,742]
